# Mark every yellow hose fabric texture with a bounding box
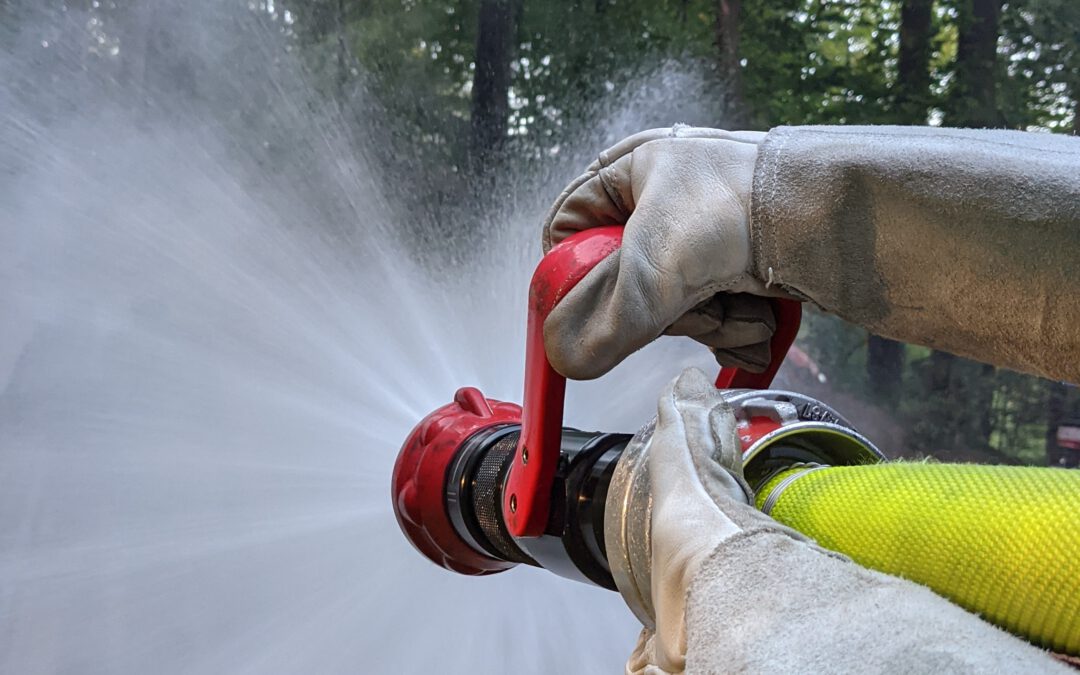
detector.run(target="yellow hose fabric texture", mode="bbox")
[756,463,1080,655]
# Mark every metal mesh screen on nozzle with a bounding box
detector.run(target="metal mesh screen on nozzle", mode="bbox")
[468,432,536,565]
[442,424,632,588]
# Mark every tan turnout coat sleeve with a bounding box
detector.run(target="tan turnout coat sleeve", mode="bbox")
[751,125,1080,383]
[680,533,1070,673]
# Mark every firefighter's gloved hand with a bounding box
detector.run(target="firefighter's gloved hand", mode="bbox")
[625,368,803,674]
[623,371,1068,674]
[542,126,792,381]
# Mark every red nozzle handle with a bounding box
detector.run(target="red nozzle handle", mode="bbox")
[504,226,800,537]
[715,298,802,389]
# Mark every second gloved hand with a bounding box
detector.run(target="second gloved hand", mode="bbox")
[541,126,793,380]
[617,368,807,674]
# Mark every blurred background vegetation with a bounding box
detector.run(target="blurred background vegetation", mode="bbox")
[6,0,1078,464]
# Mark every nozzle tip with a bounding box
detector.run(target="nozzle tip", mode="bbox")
[391,388,522,576]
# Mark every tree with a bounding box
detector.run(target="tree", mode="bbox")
[1045,382,1069,463]
[470,0,522,162]
[895,0,935,124]
[911,0,1004,454]
[948,0,1005,127]
[865,0,935,402]
[266,0,1075,463]
[999,0,1080,131]
[714,0,747,124]
[866,336,905,401]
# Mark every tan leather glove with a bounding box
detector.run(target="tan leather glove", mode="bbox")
[615,368,805,674]
[542,126,792,381]
[614,369,1068,674]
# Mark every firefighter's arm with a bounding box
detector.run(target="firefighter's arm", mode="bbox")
[543,126,1080,384]
[632,368,1068,675]
[752,125,1080,383]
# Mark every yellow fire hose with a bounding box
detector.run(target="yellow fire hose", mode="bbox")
[756,463,1080,655]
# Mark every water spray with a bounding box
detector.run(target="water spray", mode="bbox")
[392,227,1080,655]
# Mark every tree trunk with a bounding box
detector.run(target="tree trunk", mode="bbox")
[335,0,350,93]
[470,0,521,163]
[865,0,935,401]
[925,349,957,451]
[1046,381,1068,465]
[867,336,904,402]
[713,0,747,125]
[895,0,934,122]
[916,0,1004,453]
[948,0,1004,127]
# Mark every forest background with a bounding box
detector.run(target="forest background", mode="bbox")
[8,0,1079,464]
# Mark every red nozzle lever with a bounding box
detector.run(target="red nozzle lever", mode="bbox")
[715,299,802,389]
[504,226,802,538]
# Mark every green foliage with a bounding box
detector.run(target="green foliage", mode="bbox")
[47,0,1069,463]
[988,370,1052,463]
[509,1,715,140]
[799,307,873,393]
[743,0,900,126]
[1000,0,1080,130]
[291,0,1078,465]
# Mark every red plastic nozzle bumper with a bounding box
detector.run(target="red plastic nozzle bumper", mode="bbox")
[391,387,522,575]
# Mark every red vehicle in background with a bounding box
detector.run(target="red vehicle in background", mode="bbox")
[1052,419,1080,468]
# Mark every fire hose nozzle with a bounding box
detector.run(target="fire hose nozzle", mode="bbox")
[390,226,883,588]
[391,385,885,591]
[391,387,523,576]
